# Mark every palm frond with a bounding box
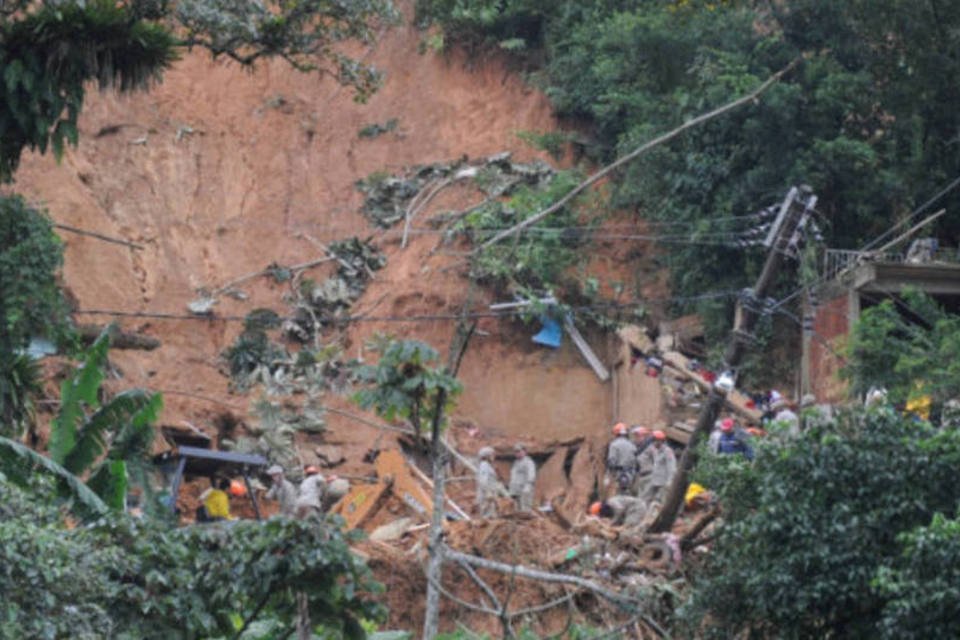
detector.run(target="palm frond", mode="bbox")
[0,435,108,518]
[49,331,109,465]
[86,459,127,511]
[63,388,158,475]
[108,391,163,461]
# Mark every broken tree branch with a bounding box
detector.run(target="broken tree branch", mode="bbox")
[425,571,501,616]
[444,547,637,607]
[478,57,802,250]
[456,559,503,611]
[680,505,720,550]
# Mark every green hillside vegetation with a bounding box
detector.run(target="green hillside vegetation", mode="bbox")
[417,0,960,318]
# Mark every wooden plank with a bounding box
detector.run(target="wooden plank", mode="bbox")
[564,317,610,381]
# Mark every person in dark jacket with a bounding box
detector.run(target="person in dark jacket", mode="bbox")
[716,418,754,460]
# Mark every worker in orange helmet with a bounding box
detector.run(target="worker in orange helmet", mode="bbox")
[295,465,326,519]
[588,494,649,529]
[638,430,676,504]
[229,479,248,498]
[606,422,637,496]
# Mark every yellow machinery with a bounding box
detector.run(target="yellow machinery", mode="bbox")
[329,449,434,530]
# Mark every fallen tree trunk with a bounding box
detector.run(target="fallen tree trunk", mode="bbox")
[78,324,160,350]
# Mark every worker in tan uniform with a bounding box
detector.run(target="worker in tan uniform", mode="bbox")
[509,442,536,512]
[475,446,500,518]
[637,430,676,504]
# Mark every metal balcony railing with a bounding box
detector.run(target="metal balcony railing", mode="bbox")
[821,246,960,282]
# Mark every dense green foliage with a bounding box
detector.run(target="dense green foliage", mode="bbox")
[0,474,384,639]
[1,331,162,515]
[457,169,591,292]
[417,0,960,318]
[686,408,960,637]
[0,195,67,352]
[0,0,177,181]
[0,195,69,437]
[876,512,960,639]
[352,337,462,434]
[844,289,960,407]
[49,331,163,510]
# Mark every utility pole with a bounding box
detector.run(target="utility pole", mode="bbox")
[648,186,817,533]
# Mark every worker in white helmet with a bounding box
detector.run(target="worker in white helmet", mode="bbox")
[475,446,499,518]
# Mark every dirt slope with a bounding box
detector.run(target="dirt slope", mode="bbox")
[5,23,494,375]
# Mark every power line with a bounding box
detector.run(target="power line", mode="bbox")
[860,173,960,252]
[771,173,960,313]
[72,290,740,324]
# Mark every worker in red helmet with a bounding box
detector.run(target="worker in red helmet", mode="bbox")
[638,429,676,504]
[295,465,326,519]
[606,422,637,495]
[716,417,754,460]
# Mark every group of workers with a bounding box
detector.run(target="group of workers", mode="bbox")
[198,464,350,522]
[474,442,537,517]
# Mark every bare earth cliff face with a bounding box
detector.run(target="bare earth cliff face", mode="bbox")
[12,13,622,462]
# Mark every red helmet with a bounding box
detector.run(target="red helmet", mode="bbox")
[653,430,666,441]
[612,422,627,436]
[721,418,734,432]
[589,501,602,516]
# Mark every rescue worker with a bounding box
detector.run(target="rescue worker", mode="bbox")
[638,430,676,504]
[716,418,754,460]
[771,399,800,439]
[631,425,653,455]
[265,464,298,517]
[606,423,637,494]
[199,477,234,522]
[509,442,536,512]
[295,465,326,519]
[631,425,653,494]
[475,446,499,518]
[942,399,960,429]
[589,495,648,529]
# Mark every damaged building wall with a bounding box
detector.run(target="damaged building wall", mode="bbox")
[803,290,852,403]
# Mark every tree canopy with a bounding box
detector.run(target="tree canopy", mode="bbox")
[843,289,960,408]
[416,0,960,324]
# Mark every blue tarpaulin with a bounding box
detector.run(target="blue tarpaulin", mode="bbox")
[532,315,562,348]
